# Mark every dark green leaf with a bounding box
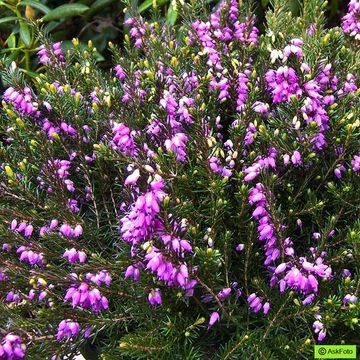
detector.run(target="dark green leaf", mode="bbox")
[42,4,89,21]
[20,0,51,14]
[0,16,17,25]
[0,1,14,10]
[166,3,178,25]
[19,68,38,78]
[86,0,117,18]
[5,33,16,48]
[138,0,168,13]
[19,20,31,47]
[44,21,60,33]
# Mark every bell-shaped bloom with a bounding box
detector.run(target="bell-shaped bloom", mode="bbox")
[208,312,220,328]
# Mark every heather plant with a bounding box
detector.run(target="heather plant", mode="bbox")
[0,0,349,88]
[1,0,360,359]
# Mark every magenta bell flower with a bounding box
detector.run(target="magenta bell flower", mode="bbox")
[343,294,358,304]
[291,151,302,165]
[125,169,140,186]
[85,270,111,286]
[274,263,287,274]
[148,288,162,305]
[248,293,263,313]
[164,133,188,162]
[218,288,231,301]
[208,312,220,328]
[236,244,245,252]
[110,122,138,156]
[64,282,109,313]
[263,302,270,315]
[114,64,126,80]
[342,0,360,39]
[73,224,83,237]
[56,320,80,341]
[24,224,34,237]
[0,334,26,359]
[125,264,141,281]
[352,155,360,171]
[10,219,17,231]
[63,248,87,264]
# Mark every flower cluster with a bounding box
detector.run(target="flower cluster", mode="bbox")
[38,42,64,66]
[63,248,87,264]
[0,334,25,359]
[64,282,109,313]
[247,293,270,315]
[342,0,360,40]
[56,320,80,341]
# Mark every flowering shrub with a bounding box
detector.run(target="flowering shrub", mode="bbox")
[1,0,360,359]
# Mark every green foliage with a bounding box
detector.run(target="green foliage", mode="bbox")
[0,0,125,85]
[1,0,360,359]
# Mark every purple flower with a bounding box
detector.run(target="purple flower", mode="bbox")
[302,294,315,305]
[352,155,360,171]
[342,0,360,40]
[253,101,268,115]
[274,263,287,274]
[59,224,73,237]
[301,63,311,73]
[265,66,302,103]
[24,224,33,237]
[85,270,112,286]
[38,42,64,65]
[318,329,326,342]
[343,269,352,278]
[10,219,17,231]
[63,248,87,264]
[3,86,39,116]
[148,288,162,305]
[218,288,231,301]
[263,302,270,315]
[120,175,166,245]
[164,133,188,161]
[0,334,25,359]
[208,311,220,328]
[110,122,138,156]
[2,244,11,252]
[17,247,45,267]
[247,293,263,313]
[56,320,80,341]
[291,151,302,165]
[343,294,358,305]
[236,244,245,252]
[283,43,303,60]
[125,265,141,281]
[236,73,250,111]
[244,122,257,145]
[125,169,140,186]
[64,282,108,313]
[73,224,83,237]
[114,64,126,80]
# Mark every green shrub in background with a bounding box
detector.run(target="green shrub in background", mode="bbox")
[0,0,198,89]
[0,0,127,81]
[0,0,349,89]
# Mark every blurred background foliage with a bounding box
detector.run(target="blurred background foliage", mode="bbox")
[0,0,350,90]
